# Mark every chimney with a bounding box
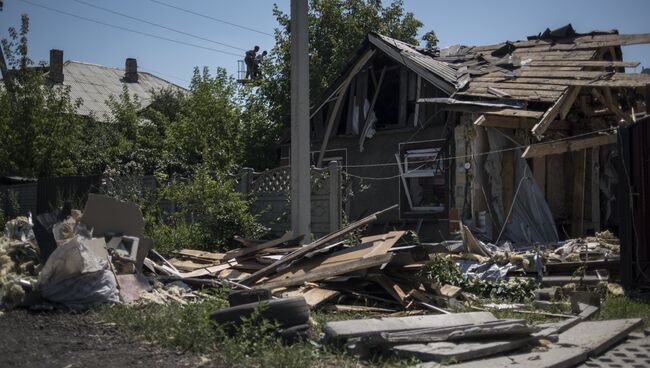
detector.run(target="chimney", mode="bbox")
[124,58,138,83]
[49,49,64,83]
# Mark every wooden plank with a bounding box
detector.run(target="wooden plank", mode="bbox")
[559,86,582,120]
[591,147,601,232]
[469,81,568,91]
[168,258,219,272]
[571,150,587,237]
[317,49,375,167]
[532,157,546,195]
[223,231,298,261]
[178,259,238,278]
[239,205,397,285]
[323,311,498,341]
[473,76,650,88]
[359,66,386,151]
[530,60,640,68]
[591,88,633,123]
[257,253,394,290]
[323,305,397,313]
[266,230,404,284]
[483,109,543,119]
[283,287,340,308]
[458,87,563,102]
[514,70,606,79]
[371,274,408,305]
[438,284,462,299]
[531,87,577,138]
[173,249,226,262]
[502,150,514,223]
[522,134,617,158]
[398,66,408,126]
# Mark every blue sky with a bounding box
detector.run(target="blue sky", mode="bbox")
[1,0,649,88]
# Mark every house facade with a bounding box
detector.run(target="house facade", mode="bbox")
[298,25,650,245]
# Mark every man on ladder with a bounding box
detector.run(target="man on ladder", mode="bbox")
[244,45,259,79]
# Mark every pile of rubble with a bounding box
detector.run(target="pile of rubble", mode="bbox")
[1,196,644,366]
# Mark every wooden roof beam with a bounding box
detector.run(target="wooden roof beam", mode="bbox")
[476,115,569,130]
[317,49,375,167]
[522,133,618,158]
[531,86,579,139]
[590,88,633,124]
[559,86,582,120]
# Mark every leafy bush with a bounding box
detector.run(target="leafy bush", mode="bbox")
[153,170,267,254]
[419,254,538,302]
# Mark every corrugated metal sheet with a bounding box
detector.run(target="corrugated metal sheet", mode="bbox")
[52,61,185,119]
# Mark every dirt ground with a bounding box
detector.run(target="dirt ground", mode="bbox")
[0,309,204,368]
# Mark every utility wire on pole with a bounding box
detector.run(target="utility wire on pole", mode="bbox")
[290,0,310,241]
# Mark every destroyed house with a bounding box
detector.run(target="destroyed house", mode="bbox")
[304,25,650,245]
[43,49,185,119]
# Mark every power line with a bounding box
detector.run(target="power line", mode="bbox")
[71,0,245,51]
[342,127,618,179]
[147,0,274,38]
[19,0,242,57]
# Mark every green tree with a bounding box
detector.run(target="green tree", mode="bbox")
[0,15,84,177]
[238,85,282,170]
[422,30,439,49]
[261,0,427,127]
[165,67,243,175]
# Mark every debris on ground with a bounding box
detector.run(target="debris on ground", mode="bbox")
[0,196,644,364]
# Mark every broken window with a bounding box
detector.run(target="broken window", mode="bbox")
[397,140,449,218]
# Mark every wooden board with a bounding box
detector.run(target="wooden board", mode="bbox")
[531,86,579,138]
[260,230,405,285]
[177,259,238,278]
[323,311,498,341]
[529,60,639,68]
[532,156,546,195]
[502,150,514,221]
[168,258,220,272]
[239,205,396,285]
[223,231,298,261]
[371,274,408,305]
[174,249,226,262]
[257,253,394,290]
[522,134,617,158]
[283,287,340,308]
[468,81,568,91]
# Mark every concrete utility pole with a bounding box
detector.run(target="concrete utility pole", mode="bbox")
[290,0,311,240]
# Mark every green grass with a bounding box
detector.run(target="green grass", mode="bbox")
[93,286,650,367]
[598,294,650,328]
[93,289,414,368]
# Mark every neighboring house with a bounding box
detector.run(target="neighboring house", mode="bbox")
[297,25,650,244]
[43,49,185,119]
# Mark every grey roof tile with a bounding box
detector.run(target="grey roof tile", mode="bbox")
[49,61,185,119]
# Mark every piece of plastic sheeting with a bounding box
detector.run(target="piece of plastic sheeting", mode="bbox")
[456,260,516,281]
[38,237,119,309]
[484,128,558,246]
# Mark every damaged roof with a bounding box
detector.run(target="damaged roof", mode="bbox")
[315,25,650,138]
[369,33,459,93]
[47,61,185,118]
